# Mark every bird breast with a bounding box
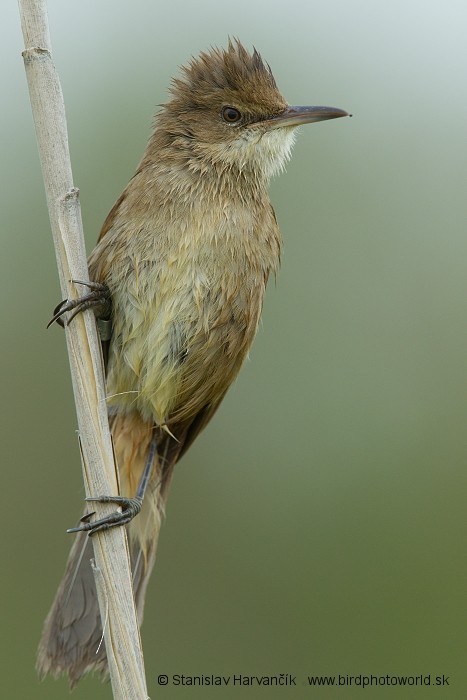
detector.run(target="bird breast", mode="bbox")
[102,208,278,428]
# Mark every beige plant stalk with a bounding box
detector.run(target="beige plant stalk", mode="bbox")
[17,1,148,697]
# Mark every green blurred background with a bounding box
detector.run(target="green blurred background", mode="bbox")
[2,1,466,697]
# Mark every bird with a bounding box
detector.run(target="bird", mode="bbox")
[37,39,348,685]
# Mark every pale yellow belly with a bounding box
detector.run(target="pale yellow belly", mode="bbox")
[104,254,265,427]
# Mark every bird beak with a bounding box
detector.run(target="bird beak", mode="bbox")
[264,105,349,129]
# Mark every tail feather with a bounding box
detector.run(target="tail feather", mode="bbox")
[37,412,167,686]
[37,405,213,685]
[36,533,107,686]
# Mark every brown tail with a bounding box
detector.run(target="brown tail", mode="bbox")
[36,412,169,687]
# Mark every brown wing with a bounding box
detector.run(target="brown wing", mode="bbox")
[177,396,227,461]
[96,190,127,243]
[161,398,223,472]
[88,190,130,366]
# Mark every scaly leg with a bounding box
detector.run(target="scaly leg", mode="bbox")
[67,433,158,537]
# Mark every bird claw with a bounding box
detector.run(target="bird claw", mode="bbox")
[67,495,143,537]
[47,280,111,329]
[79,511,96,523]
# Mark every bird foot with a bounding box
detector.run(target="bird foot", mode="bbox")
[47,280,111,331]
[67,495,143,536]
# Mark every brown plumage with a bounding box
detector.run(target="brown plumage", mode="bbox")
[37,39,347,685]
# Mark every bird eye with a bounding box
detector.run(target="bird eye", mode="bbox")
[221,106,242,124]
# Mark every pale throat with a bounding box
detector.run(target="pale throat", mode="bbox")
[203,126,298,181]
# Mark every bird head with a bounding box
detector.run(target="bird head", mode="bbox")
[157,40,348,180]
